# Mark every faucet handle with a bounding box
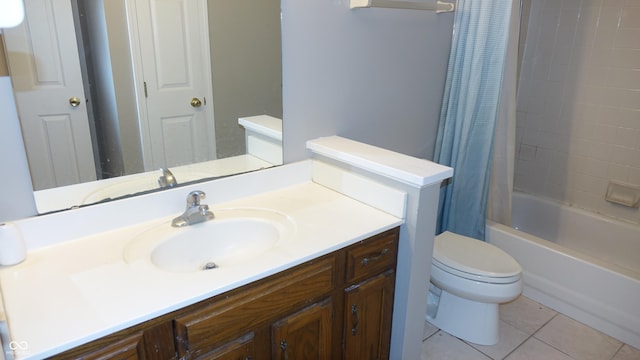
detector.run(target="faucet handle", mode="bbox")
[187,190,206,207]
[199,204,211,215]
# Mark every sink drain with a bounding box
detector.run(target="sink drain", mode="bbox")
[202,262,218,271]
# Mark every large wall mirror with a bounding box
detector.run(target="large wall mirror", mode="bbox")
[0,0,283,213]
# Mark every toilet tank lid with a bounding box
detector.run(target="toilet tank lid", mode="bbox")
[434,231,522,278]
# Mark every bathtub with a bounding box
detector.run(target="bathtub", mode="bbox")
[486,192,640,349]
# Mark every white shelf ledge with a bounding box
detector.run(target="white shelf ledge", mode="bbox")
[307,136,453,187]
[238,115,283,141]
[350,0,455,13]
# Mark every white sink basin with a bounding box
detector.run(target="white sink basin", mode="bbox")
[124,208,295,272]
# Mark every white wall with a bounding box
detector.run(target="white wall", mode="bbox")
[281,0,454,163]
[280,2,454,357]
[80,0,126,178]
[0,77,37,222]
[515,0,640,224]
[76,0,144,177]
[209,0,283,159]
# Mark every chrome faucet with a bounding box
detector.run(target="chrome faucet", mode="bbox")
[171,190,215,227]
[158,168,178,188]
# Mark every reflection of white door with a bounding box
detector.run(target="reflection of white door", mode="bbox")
[129,0,216,171]
[3,0,97,191]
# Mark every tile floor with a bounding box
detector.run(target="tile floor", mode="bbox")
[421,296,640,360]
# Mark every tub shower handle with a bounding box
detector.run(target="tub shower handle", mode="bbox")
[361,248,389,266]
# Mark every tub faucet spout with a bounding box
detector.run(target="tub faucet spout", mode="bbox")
[172,190,215,227]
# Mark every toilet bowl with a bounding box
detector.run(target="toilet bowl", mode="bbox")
[426,231,523,345]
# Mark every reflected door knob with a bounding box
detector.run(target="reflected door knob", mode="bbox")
[69,97,81,107]
[190,97,202,107]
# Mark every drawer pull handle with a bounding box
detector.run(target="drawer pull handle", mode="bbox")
[361,248,389,266]
[280,340,288,360]
[351,304,359,335]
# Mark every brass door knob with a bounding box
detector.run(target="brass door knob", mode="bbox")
[190,97,202,108]
[69,97,81,107]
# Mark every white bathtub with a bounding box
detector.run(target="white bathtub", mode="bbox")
[486,192,640,349]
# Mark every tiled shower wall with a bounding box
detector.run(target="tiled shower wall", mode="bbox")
[515,0,640,224]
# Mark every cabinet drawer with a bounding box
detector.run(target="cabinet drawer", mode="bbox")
[69,333,145,360]
[345,228,399,284]
[174,256,336,358]
[50,321,175,360]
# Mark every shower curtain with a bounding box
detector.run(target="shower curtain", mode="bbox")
[434,0,519,240]
[488,0,521,228]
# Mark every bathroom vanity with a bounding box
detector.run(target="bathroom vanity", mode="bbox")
[51,228,398,359]
[0,136,452,360]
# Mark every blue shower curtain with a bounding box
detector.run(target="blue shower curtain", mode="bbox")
[434,0,514,240]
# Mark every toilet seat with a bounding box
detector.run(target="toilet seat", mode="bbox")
[433,231,521,284]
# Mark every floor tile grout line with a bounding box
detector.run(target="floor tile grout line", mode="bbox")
[500,331,537,360]
[530,311,558,337]
[606,342,626,360]
[422,328,438,343]
[493,305,560,360]
[528,313,606,360]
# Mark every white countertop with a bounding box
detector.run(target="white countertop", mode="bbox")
[0,181,402,359]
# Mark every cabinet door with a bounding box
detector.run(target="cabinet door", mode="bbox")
[272,298,333,360]
[344,270,395,360]
[201,332,255,360]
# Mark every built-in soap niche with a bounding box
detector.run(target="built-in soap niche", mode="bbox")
[605,181,640,209]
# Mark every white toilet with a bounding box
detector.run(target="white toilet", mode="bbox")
[426,231,523,345]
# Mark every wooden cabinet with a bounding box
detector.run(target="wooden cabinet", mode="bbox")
[50,227,399,360]
[343,230,397,360]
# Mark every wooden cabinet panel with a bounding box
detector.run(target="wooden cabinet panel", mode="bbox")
[345,228,398,284]
[271,298,333,360]
[175,257,335,358]
[50,321,175,360]
[142,321,177,360]
[344,270,396,360]
[77,333,145,360]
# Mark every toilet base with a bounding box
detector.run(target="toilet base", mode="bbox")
[426,285,499,345]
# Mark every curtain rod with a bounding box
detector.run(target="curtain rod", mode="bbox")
[350,0,455,13]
